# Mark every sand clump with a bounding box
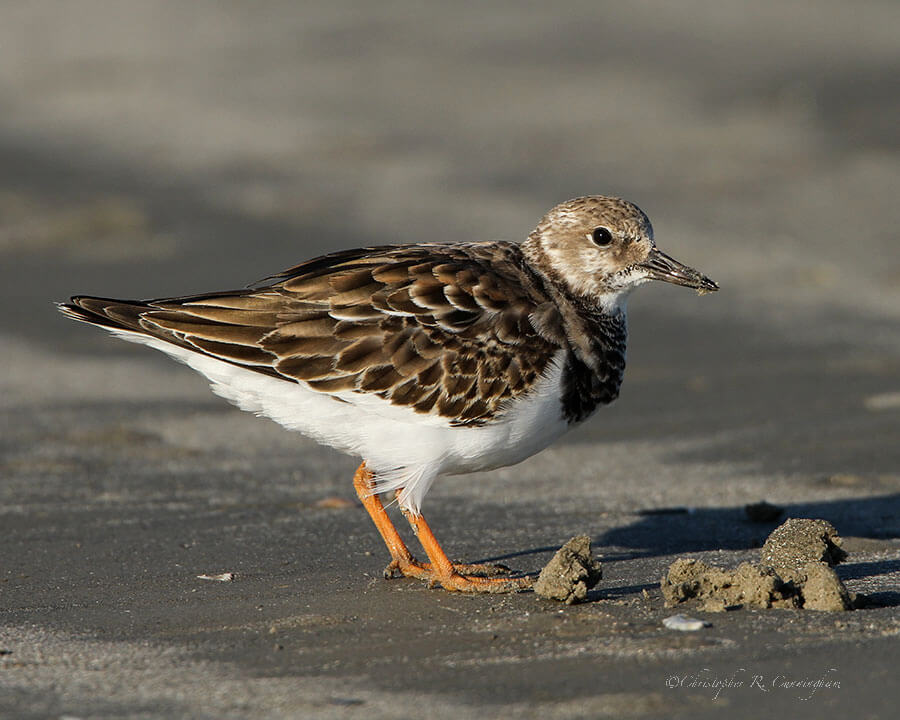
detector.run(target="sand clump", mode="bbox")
[534,535,602,604]
[661,518,854,612]
[761,518,847,567]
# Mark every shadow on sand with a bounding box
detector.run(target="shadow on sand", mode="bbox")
[474,493,900,604]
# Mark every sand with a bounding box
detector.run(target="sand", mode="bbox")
[661,519,855,612]
[761,518,847,568]
[533,535,603,604]
[1,2,898,717]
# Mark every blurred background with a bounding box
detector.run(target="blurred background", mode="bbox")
[1,2,899,715]
[2,0,897,482]
[2,1,897,322]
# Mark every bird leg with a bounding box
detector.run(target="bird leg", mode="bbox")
[352,462,532,593]
[352,462,422,577]
[399,508,533,592]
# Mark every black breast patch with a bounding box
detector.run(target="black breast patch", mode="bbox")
[559,313,627,424]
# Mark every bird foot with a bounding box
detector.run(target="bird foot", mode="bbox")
[447,561,512,577]
[383,557,532,593]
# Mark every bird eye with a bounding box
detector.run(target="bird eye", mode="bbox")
[590,226,613,246]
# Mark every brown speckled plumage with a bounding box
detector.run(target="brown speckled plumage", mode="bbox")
[59,197,717,433]
[58,196,719,592]
[62,243,562,425]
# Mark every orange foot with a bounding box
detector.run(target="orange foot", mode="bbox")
[383,557,532,593]
[383,557,533,593]
[383,558,510,579]
[352,462,532,594]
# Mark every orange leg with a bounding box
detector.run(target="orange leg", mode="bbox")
[352,462,423,578]
[352,462,532,593]
[400,508,533,592]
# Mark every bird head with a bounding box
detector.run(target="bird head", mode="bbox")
[523,196,718,311]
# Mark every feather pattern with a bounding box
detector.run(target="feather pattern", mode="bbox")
[57,195,718,516]
[62,242,567,426]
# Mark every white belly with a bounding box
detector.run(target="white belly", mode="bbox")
[110,329,571,513]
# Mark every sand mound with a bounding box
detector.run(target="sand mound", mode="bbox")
[661,518,854,612]
[534,535,602,604]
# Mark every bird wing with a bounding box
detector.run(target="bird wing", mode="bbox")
[62,243,563,425]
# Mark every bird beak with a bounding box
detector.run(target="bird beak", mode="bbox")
[640,247,718,293]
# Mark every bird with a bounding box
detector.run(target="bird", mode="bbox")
[58,195,717,593]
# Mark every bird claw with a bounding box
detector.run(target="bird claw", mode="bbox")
[382,559,406,579]
[381,556,532,593]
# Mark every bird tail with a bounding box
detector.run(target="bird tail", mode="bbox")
[56,296,152,335]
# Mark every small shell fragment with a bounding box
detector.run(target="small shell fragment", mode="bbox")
[197,572,235,582]
[662,614,711,631]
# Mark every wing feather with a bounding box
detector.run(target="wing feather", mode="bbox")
[63,243,562,425]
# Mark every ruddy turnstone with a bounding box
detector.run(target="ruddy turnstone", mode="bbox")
[58,196,717,593]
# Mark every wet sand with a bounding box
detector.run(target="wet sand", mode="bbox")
[1,2,899,718]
